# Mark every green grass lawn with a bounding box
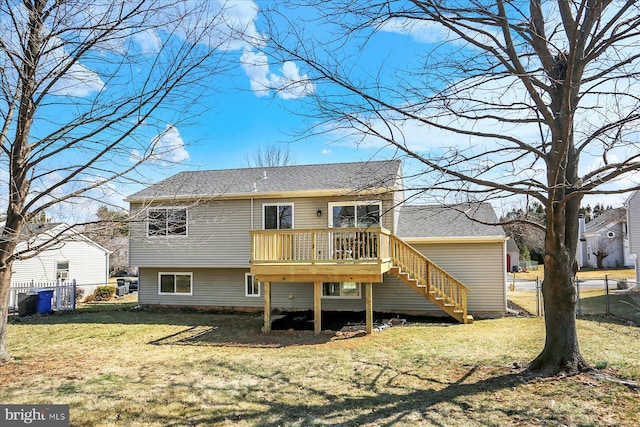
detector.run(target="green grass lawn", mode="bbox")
[512,266,635,281]
[509,288,640,324]
[2,303,639,426]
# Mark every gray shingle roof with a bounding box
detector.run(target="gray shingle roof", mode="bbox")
[19,223,65,240]
[127,160,402,201]
[396,203,505,239]
[585,207,626,233]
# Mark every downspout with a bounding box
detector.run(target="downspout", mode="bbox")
[250,198,254,269]
[106,251,110,286]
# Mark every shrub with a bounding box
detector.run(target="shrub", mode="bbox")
[75,287,85,302]
[93,286,116,301]
[617,279,629,290]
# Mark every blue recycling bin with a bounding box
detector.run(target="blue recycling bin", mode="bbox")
[36,289,54,314]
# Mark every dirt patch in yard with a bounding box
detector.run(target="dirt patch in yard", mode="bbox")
[507,299,534,317]
[271,310,456,332]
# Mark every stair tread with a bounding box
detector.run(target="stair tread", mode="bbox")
[390,257,468,324]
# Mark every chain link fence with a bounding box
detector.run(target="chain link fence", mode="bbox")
[508,276,640,324]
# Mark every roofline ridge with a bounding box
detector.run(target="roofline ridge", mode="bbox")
[172,158,401,174]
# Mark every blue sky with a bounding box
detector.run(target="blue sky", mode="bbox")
[146,3,409,172]
[3,0,634,220]
[129,0,634,212]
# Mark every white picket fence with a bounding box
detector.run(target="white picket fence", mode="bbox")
[9,279,77,312]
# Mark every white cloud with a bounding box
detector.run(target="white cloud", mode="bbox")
[271,61,316,100]
[214,0,264,51]
[240,48,271,97]
[240,48,315,99]
[133,29,163,54]
[49,61,105,97]
[148,124,190,165]
[321,148,332,155]
[131,125,190,165]
[380,18,451,44]
[0,5,105,98]
[129,149,144,163]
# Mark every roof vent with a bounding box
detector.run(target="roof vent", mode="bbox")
[253,182,257,192]
[263,171,267,179]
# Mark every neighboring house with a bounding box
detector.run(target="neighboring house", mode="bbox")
[626,191,640,283]
[11,223,111,296]
[506,239,520,272]
[577,207,633,269]
[127,160,507,333]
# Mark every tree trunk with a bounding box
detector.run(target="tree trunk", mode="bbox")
[527,228,590,376]
[0,214,25,363]
[0,264,14,363]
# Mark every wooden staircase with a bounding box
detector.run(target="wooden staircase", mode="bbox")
[389,234,473,324]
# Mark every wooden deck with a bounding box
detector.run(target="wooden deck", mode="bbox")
[250,227,393,283]
[250,227,473,333]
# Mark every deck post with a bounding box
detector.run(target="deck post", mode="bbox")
[314,281,322,335]
[263,281,271,333]
[365,282,373,334]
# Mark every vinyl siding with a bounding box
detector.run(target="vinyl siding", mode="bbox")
[138,240,506,317]
[12,238,109,288]
[130,200,253,268]
[139,267,262,307]
[408,241,506,315]
[130,194,396,268]
[628,191,640,253]
[627,191,640,283]
[139,267,367,310]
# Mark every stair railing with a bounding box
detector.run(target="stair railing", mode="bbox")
[389,234,470,320]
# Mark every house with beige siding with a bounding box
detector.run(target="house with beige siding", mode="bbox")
[127,160,507,333]
[626,191,640,283]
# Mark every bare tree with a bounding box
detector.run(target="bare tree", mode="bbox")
[502,202,546,261]
[591,245,609,269]
[261,1,640,375]
[0,0,241,362]
[82,205,130,275]
[246,143,295,167]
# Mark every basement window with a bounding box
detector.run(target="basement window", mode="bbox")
[322,282,361,299]
[245,273,260,297]
[158,272,192,295]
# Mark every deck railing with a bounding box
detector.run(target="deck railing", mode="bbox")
[251,227,469,322]
[251,227,391,264]
[389,234,470,319]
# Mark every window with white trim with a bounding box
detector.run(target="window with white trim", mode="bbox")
[245,273,260,297]
[147,208,187,237]
[263,203,293,229]
[158,272,192,295]
[607,231,616,238]
[56,261,69,280]
[329,202,381,228]
[322,282,361,299]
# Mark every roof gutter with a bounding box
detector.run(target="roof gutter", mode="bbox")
[401,236,507,244]
[125,187,395,203]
